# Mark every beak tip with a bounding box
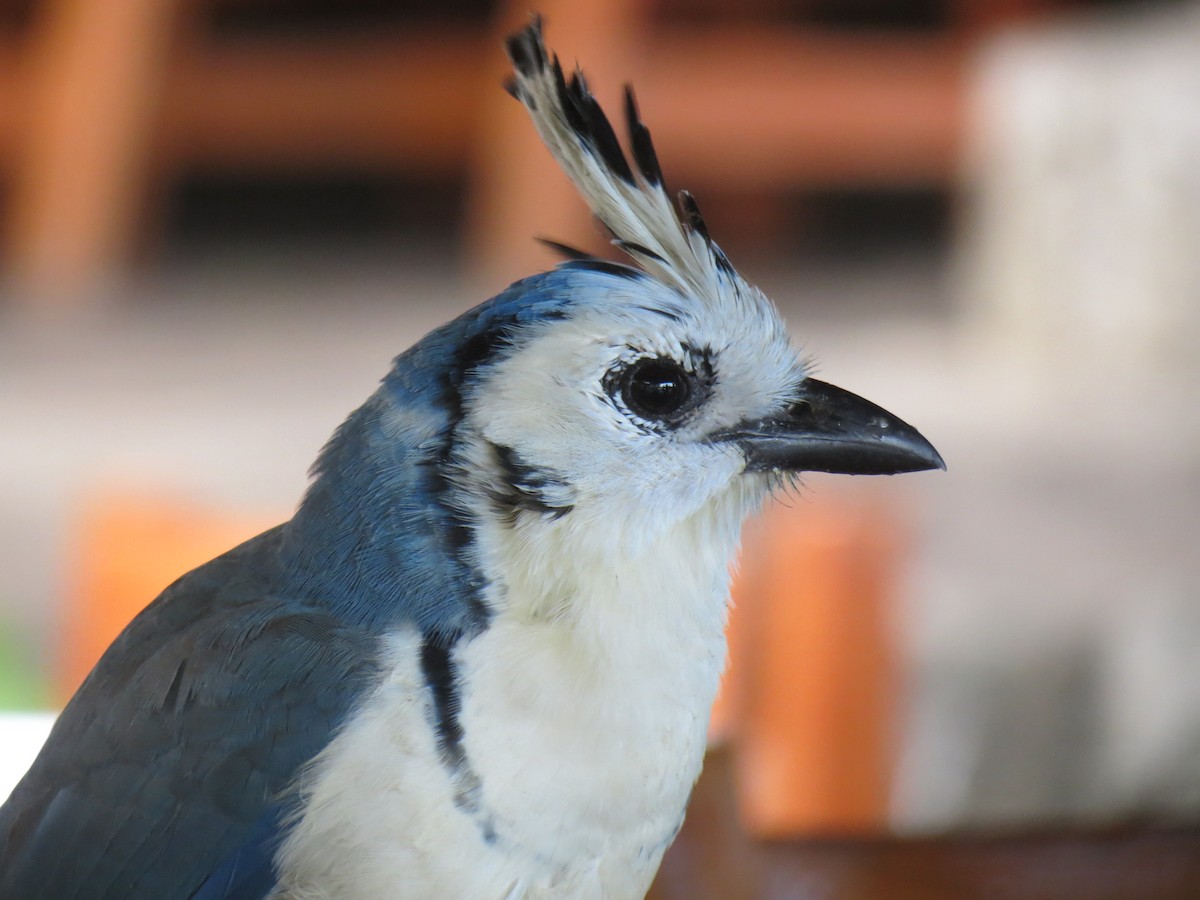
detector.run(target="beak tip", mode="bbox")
[887,429,945,475]
[923,443,947,473]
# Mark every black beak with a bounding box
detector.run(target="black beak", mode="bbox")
[719,378,945,476]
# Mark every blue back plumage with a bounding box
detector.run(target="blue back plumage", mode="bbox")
[0,270,591,899]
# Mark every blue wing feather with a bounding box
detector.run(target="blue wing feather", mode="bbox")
[0,527,381,899]
[190,809,284,900]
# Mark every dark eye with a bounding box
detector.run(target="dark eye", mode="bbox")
[623,358,691,421]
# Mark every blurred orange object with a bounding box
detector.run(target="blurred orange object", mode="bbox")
[721,487,907,837]
[59,490,277,704]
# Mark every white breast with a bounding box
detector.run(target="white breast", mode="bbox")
[272,494,748,899]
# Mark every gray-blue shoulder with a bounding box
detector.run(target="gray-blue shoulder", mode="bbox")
[0,526,382,898]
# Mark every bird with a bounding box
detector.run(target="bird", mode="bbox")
[0,20,943,900]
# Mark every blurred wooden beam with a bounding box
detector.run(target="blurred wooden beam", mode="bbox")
[2,14,968,306]
[155,30,489,172]
[0,23,968,184]
[0,41,25,170]
[6,0,182,308]
[636,28,967,189]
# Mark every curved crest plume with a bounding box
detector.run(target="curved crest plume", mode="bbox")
[505,19,742,300]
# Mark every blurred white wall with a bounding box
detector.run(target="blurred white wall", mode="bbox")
[894,0,1200,832]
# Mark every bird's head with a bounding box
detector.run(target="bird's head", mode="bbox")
[443,23,943,553]
[296,21,942,632]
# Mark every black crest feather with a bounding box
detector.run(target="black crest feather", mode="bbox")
[505,19,739,298]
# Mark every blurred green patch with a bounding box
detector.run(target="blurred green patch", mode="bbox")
[0,623,51,710]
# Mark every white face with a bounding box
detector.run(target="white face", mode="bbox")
[456,275,807,550]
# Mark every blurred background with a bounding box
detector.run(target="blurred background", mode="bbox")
[1,0,1199,896]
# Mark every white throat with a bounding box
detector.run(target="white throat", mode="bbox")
[273,479,764,900]
[451,482,757,892]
